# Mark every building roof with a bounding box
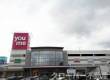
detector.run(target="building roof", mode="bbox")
[31,46,64,50]
[23,64,98,68]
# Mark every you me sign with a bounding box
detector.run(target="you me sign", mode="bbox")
[12,33,29,50]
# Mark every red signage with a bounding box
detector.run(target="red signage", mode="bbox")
[12,33,29,50]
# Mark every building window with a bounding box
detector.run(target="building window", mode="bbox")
[14,59,21,63]
[31,51,64,66]
[81,54,93,56]
[94,54,106,56]
[68,54,80,56]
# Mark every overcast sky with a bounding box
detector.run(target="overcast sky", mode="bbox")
[0,0,110,59]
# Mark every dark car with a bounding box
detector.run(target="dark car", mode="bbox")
[7,76,24,80]
[30,76,39,80]
[39,75,49,80]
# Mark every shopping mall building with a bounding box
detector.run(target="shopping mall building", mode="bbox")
[0,33,110,79]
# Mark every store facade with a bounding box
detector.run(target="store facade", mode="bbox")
[24,47,68,77]
[0,32,110,79]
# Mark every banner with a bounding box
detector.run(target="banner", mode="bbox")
[12,33,29,50]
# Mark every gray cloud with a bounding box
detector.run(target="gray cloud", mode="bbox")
[13,0,110,49]
[98,41,110,48]
[1,0,110,51]
[51,0,110,37]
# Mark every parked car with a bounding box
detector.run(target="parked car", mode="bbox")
[39,75,49,80]
[31,76,39,80]
[57,73,66,80]
[24,76,39,80]
[7,76,17,80]
[17,76,24,80]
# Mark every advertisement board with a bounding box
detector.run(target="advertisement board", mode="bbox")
[12,33,29,50]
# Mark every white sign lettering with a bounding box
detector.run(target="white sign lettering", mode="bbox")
[16,41,26,45]
[14,36,26,46]
[14,36,26,41]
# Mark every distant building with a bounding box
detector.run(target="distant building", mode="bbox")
[0,56,7,64]
[67,50,110,79]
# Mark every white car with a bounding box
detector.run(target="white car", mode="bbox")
[57,73,66,80]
